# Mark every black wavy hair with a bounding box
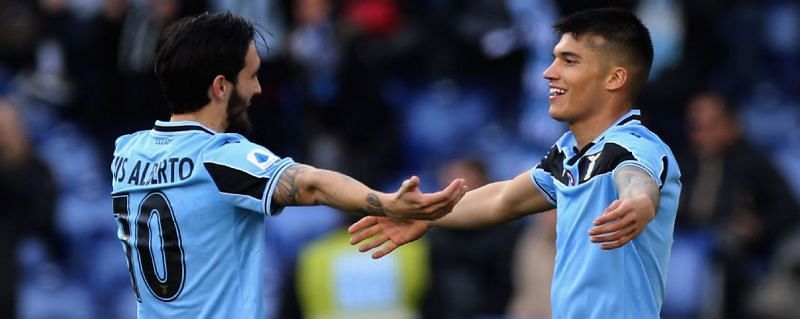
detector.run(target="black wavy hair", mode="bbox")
[154,12,254,114]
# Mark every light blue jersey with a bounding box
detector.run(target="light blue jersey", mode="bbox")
[110,120,294,318]
[530,109,681,319]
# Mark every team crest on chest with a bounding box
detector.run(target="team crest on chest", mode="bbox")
[564,170,576,186]
[583,152,602,181]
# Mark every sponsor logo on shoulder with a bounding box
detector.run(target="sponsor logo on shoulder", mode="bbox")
[247,148,279,170]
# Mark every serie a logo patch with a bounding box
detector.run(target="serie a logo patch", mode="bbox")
[247,148,278,170]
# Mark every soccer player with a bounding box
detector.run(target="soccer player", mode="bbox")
[349,8,682,319]
[110,12,466,318]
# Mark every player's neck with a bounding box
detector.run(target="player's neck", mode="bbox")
[170,108,225,133]
[569,106,630,149]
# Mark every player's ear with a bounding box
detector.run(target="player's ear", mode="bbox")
[606,66,627,92]
[209,75,229,101]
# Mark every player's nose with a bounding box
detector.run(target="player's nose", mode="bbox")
[254,79,262,96]
[543,62,558,81]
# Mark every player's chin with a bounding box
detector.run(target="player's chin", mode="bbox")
[548,105,568,121]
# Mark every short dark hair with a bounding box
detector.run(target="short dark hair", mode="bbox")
[553,8,653,98]
[154,12,255,114]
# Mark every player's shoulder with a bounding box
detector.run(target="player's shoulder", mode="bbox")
[604,123,680,174]
[114,129,151,152]
[202,132,265,154]
[605,124,670,153]
[200,133,282,170]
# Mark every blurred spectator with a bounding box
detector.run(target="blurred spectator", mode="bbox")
[118,0,205,75]
[115,0,207,145]
[316,0,408,186]
[210,0,287,60]
[507,211,556,319]
[449,0,525,81]
[296,216,430,319]
[750,229,800,319]
[288,0,340,106]
[0,99,58,319]
[422,158,526,319]
[0,0,40,72]
[668,92,800,318]
[66,0,128,164]
[282,0,343,167]
[264,206,342,319]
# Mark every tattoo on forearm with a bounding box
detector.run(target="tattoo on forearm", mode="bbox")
[615,166,660,208]
[363,193,385,216]
[274,164,308,206]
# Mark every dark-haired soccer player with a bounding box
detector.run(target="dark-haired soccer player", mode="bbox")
[110,12,466,318]
[350,8,681,318]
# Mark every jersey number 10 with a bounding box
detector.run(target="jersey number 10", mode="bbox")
[113,192,186,302]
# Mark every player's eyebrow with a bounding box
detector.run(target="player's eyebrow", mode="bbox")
[553,51,582,60]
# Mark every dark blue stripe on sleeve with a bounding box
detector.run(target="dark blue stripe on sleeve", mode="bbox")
[204,162,269,201]
[659,156,668,190]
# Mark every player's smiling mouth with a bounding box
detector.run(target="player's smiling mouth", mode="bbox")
[549,87,567,99]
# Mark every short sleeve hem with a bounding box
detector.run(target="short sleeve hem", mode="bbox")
[613,160,661,188]
[531,169,557,206]
[262,158,296,216]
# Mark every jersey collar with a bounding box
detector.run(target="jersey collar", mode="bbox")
[613,109,642,127]
[153,120,216,135]
[564,109,642,163]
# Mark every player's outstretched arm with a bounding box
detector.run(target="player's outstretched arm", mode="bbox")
[349,170,554,258]
[271,164,466,220]
[589,165,660,250]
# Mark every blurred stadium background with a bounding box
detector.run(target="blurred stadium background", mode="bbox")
[1,0,799,318]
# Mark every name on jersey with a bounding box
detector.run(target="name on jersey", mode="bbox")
[112,156,194,186]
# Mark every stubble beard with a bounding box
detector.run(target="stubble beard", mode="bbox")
[225,89,252,136]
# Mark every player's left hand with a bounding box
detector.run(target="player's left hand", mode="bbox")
[588,196,655,250]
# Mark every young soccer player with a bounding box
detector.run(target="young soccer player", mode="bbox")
[349,8,682,319]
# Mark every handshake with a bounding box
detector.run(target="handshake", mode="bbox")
[347,175,467,259]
